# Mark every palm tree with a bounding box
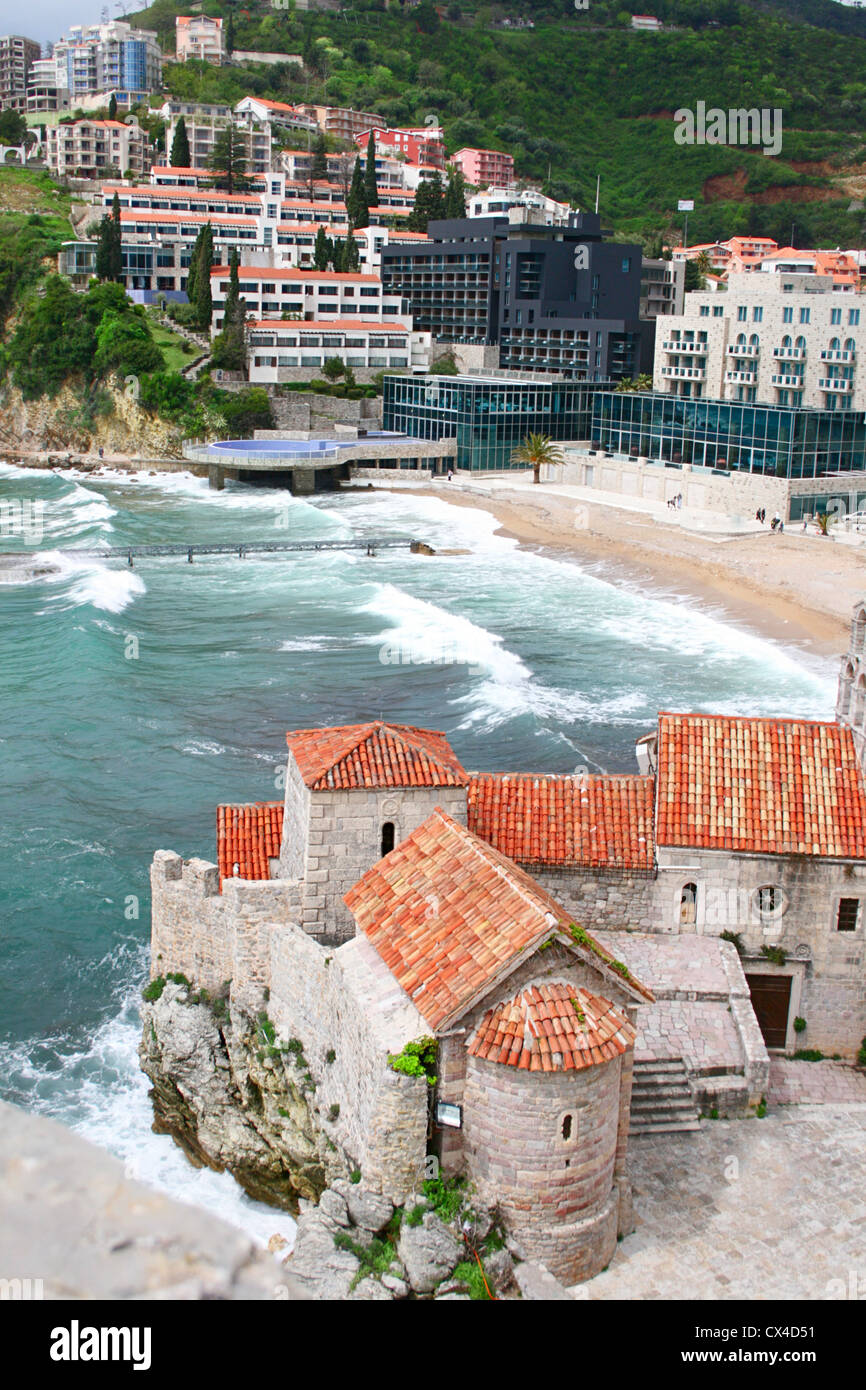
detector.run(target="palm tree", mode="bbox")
[510,433,565,485]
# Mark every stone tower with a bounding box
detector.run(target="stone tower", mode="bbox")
[836,601,866,773]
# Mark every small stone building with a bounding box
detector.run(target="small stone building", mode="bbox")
[345,807,653,1285]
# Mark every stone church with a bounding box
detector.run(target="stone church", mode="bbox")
[147,603,866,1283]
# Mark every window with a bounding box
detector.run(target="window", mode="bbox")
[621,257,631,273]
[700,304,709,317]
[753,307,763,323]
[837,898,860,932]
[831,308,842,325]
[800,307,810,324]
[380,822,395,856]
[783,307,793,324]
[680,882,697,925]
[561,1114,572,1141]
[756,885,780,917]
[737,306,747,322]
[850,309,860,326]
[713,305,723,317]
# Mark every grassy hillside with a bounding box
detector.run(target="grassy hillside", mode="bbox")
[129,0,866,248]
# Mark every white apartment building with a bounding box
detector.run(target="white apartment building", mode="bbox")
[467,187,572,226]
[247,318,430,379]
[46,116,150,177]
[26,57,69,115]
[160,101,273,175]
[54,22,161,104]
[176,16,224,65]
[655,272,866,410]
[209,266,403,334]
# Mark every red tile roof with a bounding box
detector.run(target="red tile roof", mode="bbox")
[468,983,635,1072]
[655,713,866,857]
[286,722,468,791]
[345,808,652,1031]
[467,772,655,871]
[217,801,283,887]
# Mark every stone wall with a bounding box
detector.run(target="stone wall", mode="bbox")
[269,392,384,432]
[463,1051,623,1285]
[655,848,866,1056]
[528,865,660,933]
[280,774,469,942]
[553,450,790,520]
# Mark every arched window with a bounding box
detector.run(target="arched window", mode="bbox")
[796,335,807,350]
[736,332,747,346]
[380,821,395,856]
[749,333,759,348]
[830,337,841,351]
[680,882,698,925]
[845,337,855,353]
[781,335,792,348]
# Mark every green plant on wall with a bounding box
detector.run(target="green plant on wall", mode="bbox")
[387,1036,438,1086]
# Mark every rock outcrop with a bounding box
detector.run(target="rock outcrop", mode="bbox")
[139,981,342,1211]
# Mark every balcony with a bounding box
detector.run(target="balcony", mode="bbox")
[725,370,756,385]
[771,374,804,388]
[820,348,855,363]
[773,346,806,361]
[818,377,853,392]
[661,365,705,380]
[662,340,707,354]
[726,344,760,359]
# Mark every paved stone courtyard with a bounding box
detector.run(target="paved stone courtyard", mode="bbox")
[580,1060,866,1300]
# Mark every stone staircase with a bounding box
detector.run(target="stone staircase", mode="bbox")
[629,1058,701,1136]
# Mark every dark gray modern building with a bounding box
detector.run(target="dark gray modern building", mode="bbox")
[381,212,650,381]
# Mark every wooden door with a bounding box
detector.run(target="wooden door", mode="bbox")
[745,974,792,1049]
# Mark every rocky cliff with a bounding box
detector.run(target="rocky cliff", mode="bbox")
[0,380,187,459]
[139,981,343,1211]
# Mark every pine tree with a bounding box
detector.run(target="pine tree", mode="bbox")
[209,124,247,194]
[331,238,344,273]
[110,192,123,282]
[108,93,117,121]
[364,131,378,212]
[407,172,445,234]
[314,224,330,272]
[226,9,235,57]
[347,156,368,229]
[311,130,328,183]
[170,115,190,168]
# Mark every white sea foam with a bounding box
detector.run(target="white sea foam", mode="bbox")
[36,550,146,614]
[0,966,296,1253]
[181,738,228,757]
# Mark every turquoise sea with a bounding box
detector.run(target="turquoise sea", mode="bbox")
[0,461,836,1243]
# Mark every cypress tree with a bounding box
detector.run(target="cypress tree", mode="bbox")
[95,216,113,281]
[170,115,190,168]
[364,130,378,211]
[191,221,214,330]
[110,191,123,282]
[332,237,344,273]
[108,93,117,121]
[343,224,359,272]
[444,167,466,219]
[314,224,330,272]
[212,247,246,371]
[209,124,246,194]
[186,224,203,306]
[347,156,368,230]
[311,130,328,183]
[226,9,235,57]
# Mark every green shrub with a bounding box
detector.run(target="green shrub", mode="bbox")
[387,1036,438,1085]
[858,1036,866,1067]
[422,1173,466,1222]
[793,1048,824,1062]
[793,1016,807,1033]
[350,1169,362,1184]
[761,944,787,966]
[327,1104,340,1121]
[720,930,744,955]
[142,975,166,1002]
[450,1258,492,1300]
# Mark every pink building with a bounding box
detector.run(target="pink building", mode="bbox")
[450,147,515,188]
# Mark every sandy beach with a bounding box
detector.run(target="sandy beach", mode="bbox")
[404,480,866,662]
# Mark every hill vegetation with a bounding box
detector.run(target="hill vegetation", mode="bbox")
[129,0,866,249]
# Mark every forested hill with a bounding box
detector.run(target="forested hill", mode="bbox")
[131,0,866,249]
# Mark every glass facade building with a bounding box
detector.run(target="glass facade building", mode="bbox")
[591,392,866,480]
[383,374,610,472]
